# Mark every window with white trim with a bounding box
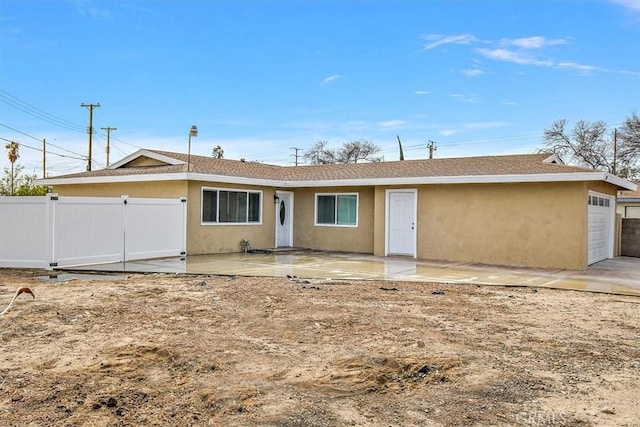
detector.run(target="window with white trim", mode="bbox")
[202,188,262,224]
[315,193,358,226]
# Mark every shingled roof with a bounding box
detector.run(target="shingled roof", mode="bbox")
[39,149,637,190]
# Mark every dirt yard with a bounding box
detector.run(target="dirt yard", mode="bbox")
[0,269,638,426]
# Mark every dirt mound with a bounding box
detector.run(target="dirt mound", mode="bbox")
[1,269,638,426]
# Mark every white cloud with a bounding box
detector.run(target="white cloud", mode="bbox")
[415,90,430,95]
[438,129,458,137]
[321,75,341,85]
[449,93,480,103]
[378,120,407,128]
[461,68,484,77]
[422,34,477,50]
[75,1,113,21]
[476,48,553,66]
[424,33,618,75]
[463,121,511,130]
[556,61,598,72]
[502,36,567,49]
[477,48,602,73]
[611,0,640,11]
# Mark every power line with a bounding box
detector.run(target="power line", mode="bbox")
[0,136,86,161]
[0,122,89,158]
[0,122,41,142]
[0,90,141,159]
[0,90,86,133]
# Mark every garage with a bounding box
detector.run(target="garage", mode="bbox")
[588,192,614,265]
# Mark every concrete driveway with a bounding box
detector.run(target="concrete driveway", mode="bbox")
[69,252,640,297]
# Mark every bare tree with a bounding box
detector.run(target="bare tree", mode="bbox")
[541,115,640,179]
[616,112,640,178]
[304,140,382,164]
[303,141,338,164]
[338,140,382,163]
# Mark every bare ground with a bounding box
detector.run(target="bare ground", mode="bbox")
[1,268,639,426]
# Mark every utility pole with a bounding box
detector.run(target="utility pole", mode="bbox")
[427,140,437,159]
[81,102,100,171]
[290,147,302,166]
[42,138,46,178]
[613,128,617,176]
[101,126,117,167]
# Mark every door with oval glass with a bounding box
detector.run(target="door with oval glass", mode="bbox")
[275,191,293,248]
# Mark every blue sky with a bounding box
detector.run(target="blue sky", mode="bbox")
[1,0,639,176]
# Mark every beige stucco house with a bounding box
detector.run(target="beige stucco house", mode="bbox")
[617,187,640,218]
[40,149,637,270]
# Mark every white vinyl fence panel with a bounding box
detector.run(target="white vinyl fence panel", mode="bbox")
[0,195,186,269]
[0,196,50,268]
[52,196,125,267]
[124,198,187,261]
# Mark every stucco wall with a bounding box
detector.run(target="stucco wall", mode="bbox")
[416,182,589,269]
[292,186,375,253]
[52,181,187,198]
[186,181,277,255]
[587,180,618,198]
[52,178,623,268]
[373,181,621,270]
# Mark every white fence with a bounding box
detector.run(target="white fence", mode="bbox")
[0,195,187,269]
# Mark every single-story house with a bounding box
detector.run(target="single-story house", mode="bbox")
[617,187,640,218]
[39,149,637,270]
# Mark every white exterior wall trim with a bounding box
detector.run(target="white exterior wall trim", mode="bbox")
[38,171,638,191]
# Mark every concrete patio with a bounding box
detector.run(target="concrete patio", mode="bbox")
[65,251,640,297]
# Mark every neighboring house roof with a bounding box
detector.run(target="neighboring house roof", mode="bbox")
[39,149,638,191]
[618,186,640,202]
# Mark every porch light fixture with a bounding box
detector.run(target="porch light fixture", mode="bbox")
[187,125,198,171]
[274,194,280,204]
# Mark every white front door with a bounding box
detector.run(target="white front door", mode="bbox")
[386,189,417,257]
[275,191,293,248]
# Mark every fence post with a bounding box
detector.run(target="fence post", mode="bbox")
[181,196,187,259]
[121,195,128,262]
[45,193,58,269]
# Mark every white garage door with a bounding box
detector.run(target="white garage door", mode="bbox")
[588,193,614,265]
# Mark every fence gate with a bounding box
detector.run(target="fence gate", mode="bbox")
[621,218,640,258]
[0,195,186,269]
[123,197,187,261]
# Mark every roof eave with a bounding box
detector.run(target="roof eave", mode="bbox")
[284,172,637,188]
[37,171,638,190]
